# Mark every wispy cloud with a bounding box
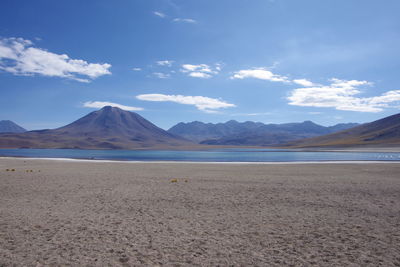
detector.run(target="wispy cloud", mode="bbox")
[152,72,170,79]
[181,64,219,79]
[132,67,142,71]
[83,101,143,111]
[288,78,400,112]
[231,68,289,83]
[136,94,235,112]
[153,11,197,24]
[156,60,174,67]
[215,63,223,71]
[153,11,166,18]
[173,18,197,24]
[0,37,111,82]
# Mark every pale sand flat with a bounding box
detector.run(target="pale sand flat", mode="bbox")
[0,158,399,266]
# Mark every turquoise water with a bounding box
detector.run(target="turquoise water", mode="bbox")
[1,148,400,162]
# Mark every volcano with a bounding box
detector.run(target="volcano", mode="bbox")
[0,120,26,133]
[0,106,191,149]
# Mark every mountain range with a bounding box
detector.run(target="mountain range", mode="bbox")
[0,120,26,133]
[168,120,359,145]
[0,107,399,149]
[0,106,190,149]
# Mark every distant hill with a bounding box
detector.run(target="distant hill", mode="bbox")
[284,113,400,148]
[0,120,26,133]
[168,120,359,146]
[168,120,265,142]
[0,106,192,149]
[327,123,361,133]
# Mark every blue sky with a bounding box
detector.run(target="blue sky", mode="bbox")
[1,0,400,130]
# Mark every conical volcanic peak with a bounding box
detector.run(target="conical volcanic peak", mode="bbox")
[0,106,191,149]
[57,106,171,137]
[0,120,27,133]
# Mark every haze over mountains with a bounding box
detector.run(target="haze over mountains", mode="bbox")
[168,120,359,146]
[0,120,26,133]
[0,106,190,149]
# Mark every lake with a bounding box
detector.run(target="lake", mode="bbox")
[1,148,400,162]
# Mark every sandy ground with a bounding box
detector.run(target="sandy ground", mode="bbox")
[1,158,400,266]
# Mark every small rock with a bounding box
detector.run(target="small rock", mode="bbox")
[119,256,129,263]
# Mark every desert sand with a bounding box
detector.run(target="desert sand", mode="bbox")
[1,158,400,266]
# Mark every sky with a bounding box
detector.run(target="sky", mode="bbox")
[1,0,400,130]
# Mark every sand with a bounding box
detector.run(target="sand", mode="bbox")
[1,158,400,266]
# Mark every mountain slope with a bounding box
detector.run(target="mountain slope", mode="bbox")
[168,120,264,142]
[327,123,360,133]
[284,113,400,148]
[169,120,359,145]
[199,121,327,146]
[0,106,191,149]
[0,120,26,133]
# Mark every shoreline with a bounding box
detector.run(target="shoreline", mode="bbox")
[1,156,400,164]
[1,146,400,153]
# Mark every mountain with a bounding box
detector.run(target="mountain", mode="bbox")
[168,120,264,142]
[169,120,359,146]
[0,120,26,133]
[0,106,191,149]
[284,113,400,148]
[327,123,360,133]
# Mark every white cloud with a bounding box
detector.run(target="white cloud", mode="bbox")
[152,72,170,79]
[153,11,166,18]
[181,64,211,73]
[231,68,289,82]
[288,78,400,112]
[83,101,143,111]
[173,18,197,24]
[293,78,315,87]
[368,90,400,105]
[230,66,400,113]
[136,94,235,112]
[181,64,219,78]
[156,60,174,67]
[0,37,111,82]
[189,72,211,78]
[132,67,142,71]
